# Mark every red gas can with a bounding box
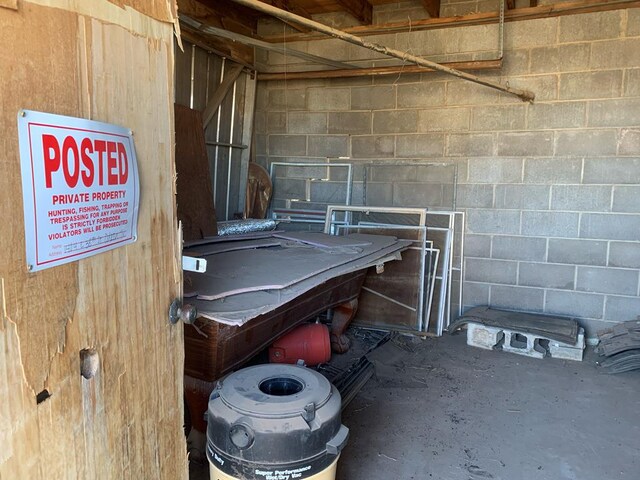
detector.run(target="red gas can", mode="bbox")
[269,323,331,366]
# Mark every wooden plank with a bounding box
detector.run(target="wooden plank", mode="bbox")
[237,72,256,215]
[265,0,313,32]
[336,0,373,24]
[258,58,502,80]
[175,39,193,107]
[0,2,186,479]
[262,0,640,42]
[202,62,244,129]
[175,104,219,240]
[421,0,441,18]
[506,0,516,9]
[229,0,534,101]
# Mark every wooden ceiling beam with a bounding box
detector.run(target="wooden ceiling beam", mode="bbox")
[228,0,534,101]
[260,0,640,42]
[421,0,441,18]
[335,0,373,24]
[261,0,313,32]
[180,25,255,67]
[258,59,502,81]
[506,0,516,9]
[178,0,258,36]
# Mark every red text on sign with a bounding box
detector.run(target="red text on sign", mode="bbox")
[42,134,129,188]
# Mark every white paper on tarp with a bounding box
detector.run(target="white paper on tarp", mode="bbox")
[17,110,140,271]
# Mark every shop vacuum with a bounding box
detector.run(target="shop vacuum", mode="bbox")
[207,363,349,480]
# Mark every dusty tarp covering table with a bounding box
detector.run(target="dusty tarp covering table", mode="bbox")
[183,233,411,381]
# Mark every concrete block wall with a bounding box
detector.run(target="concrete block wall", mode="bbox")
[254,8,640,337]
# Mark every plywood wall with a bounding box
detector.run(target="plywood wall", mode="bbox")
[0,1,187,478]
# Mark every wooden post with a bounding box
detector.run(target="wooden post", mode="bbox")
[228,0,535,102]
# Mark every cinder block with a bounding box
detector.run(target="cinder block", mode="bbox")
[328,112,371,135]
[583,158,640,184]
[521,211,580,238]
[466,323,503,350]
[589,98,640,127]
[471,105,526,131]
[447,133,494,157]
[392,183,444,207]
[307,136,349,158]
[456,184,494,208]
[368,164,417,182]
[466,209,521,235]
[529,44,590,74]
[590,38,640,69]
[629,9,640,36]
[559,11,623,42]
[268,89,306,111]
[287,112,327,134]
[497,132,554,157]
[492,236,547,261]
[348,33,396,60]
[548,238,608,266]
[545,290,604,319]
[504,17,558,48]
[550,185,612,212]
[612,186,640,213]
[418,107,470,132]
[462,281,491,307]
[527,102,586,130]
[351,86,396,110]
[618,129,640,155]
[309,180,349,204]
[364,182,393,206]
[555,130,617,156]
[559,71,623,100]
[501,49,530,76]
[269,135,306,156]
[397,82,446,108]
[351,135,394,158]
[490,285,545,312]
[604,295,640,321]
[266,112,287,133]
[580,213,640,241]
[307,38,350,61]
[464,234,492,258]
[274,177,307,198]
[548,328,585,361]
[609,241,640,269]
[395,134,445,158]
[415,163,458,184]
[396,29,446,57]
[468,158,523,183]
[494,184,550,210]
[465,258,518,284]
[623,69,640,97]
[255,134,267,156]
[307,88,350,111]
[373,110,418,134]
[446,78,502,105]
[519,262,576,290]
[524,158,582,184]
[576,266,639,296]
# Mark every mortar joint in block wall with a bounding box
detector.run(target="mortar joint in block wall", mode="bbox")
[466,322,585,361]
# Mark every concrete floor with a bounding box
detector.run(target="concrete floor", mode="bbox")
[191,333,640,480]
[336,334,640,480]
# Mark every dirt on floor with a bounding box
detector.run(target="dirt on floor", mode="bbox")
[190,330,640,480]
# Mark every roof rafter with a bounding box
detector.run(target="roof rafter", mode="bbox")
[335,0,373,24]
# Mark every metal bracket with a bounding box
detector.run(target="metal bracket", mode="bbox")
[182,255,207,273]
[169,299,198,325]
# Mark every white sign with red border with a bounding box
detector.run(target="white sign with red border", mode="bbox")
[18,110,140,272]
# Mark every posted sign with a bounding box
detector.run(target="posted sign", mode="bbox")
[18,110,140,271]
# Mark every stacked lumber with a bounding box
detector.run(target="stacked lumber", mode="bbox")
[596,319,640,374]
